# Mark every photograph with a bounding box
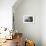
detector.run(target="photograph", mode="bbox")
[23,15,34,23]
[0,0,46,46]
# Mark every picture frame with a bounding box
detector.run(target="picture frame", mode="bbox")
[23,15,34,23]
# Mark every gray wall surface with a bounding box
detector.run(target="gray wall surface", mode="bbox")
[12,0,42,46]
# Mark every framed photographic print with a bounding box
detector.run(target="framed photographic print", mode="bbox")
[23,15,34,23]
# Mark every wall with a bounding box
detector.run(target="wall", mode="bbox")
[41,0,46,46]
[13,0,41,46]
[0,0,16,30]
